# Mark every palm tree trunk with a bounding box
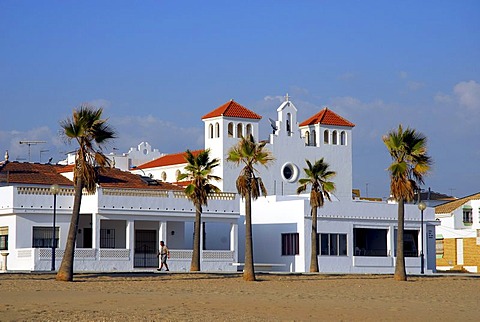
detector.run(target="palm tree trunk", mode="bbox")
[394,199,407,281]
[310,207,319,272]
[56,177,83,282]
[243,191,256,281]
[190,203,202,271]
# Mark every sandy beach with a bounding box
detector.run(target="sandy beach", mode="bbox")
[0,272,478,321]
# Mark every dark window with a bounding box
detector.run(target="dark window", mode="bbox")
[100,229,116,248]
[32,227,59,248]
[319,233,347,256]
[393,229,419,257]
[354,228,388,256]
[282,233,299,255]
[463,208,473,224]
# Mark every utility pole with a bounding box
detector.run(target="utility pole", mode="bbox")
[19,140,46,162]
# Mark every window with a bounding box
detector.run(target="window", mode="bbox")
[286,113,291,135]
[282,233,299,255]
[215,122,220,138]
[354,228,388,256]
[319,233,347,256]
[463,207,473,224]
[228,123,234,137]
[32,227,59,248]
[340,131,346,145]
[436,239,444,258]
[312,130,317,146]
[246,124,252,137]
[209,124,214,139]
[237,123,243,138]
[100,229,115,248]
[175,170,181,181]
[393,229,419,257]
[323,130,329,144]
[0,226,8,250]
[332,130,338,145]
[161,171,167,181]
[305,131,310,146]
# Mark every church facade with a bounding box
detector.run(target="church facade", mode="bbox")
[135,97,438,274]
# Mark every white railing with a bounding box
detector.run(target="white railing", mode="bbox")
[203,250,234,261]
[170,249,193,260]
[17,186,74,196]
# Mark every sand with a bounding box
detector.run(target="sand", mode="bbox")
[0,272,478,321]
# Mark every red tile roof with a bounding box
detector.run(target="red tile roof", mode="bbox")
[0,161,73,186]
[137,150,204,169]
[201,100,262,120]
[299,108,355,128]
[0,161,182,190]
[97,167,183,190]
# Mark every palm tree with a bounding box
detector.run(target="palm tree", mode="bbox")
[383,124,431,281]
[56,105,116,282]
[177,149,221,271]
[297,159,336,272]
[227,134,274,281]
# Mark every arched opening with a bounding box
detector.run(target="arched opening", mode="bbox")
[323,130,329,144]
[246,124,252,137]
[340,131,346,145]
[175,170,181,181]
[312,130,317,146]
[332,130,338,145]
[305,131,310,146]
[228,123,233,138]
[215,122,220,138]
[286,113,291,135]
[208,124,214,139]
[237,123,243,138]
[161,172,167,181]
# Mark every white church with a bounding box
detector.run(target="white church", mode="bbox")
[0,97,438,274]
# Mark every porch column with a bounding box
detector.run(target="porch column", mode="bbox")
[92,213,100,250]
[158,221,167,246]
[200,222,204,262]
[230,222,238,262]
[126,220,134,251]
[388,224,395,257]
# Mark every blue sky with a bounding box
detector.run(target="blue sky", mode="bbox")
[1,1,479,198]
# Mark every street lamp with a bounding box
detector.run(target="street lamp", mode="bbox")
[418,201,427,274]
[50,184,60,271]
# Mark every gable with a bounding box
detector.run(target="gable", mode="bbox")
[202,100,262,120]
[299,108,355,128]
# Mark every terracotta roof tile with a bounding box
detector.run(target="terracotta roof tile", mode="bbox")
[201,100,262,120]
[435,192,480,214]
[0,162,73,186]
[97,167,183,190]
[299,108,355,127]
[137,150,203,169]
[0,161,183,191]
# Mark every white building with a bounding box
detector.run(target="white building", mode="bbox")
[0,160,240,272]
[435,193,480,273]
[135,97,438,274]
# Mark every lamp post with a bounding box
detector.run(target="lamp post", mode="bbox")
[418,201,427,274]
[50,184,60,271]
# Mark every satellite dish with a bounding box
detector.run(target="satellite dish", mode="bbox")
[268,118,278,133]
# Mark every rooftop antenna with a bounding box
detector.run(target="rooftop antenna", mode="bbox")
[19,140,46,162]
[40,149,49,163]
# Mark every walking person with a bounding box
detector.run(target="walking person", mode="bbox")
[157,240,170,271]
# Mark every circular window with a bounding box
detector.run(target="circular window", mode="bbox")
[281,162,299,183]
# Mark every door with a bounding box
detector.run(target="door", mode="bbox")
[134,230,158,268]
[83,228,92,248]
